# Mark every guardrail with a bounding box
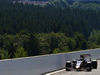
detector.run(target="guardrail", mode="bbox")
[0,48,100,75]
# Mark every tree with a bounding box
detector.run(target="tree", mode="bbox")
[0,49,10,59]
[23,33,40,56]
[37,33,51,55]
[53,48,61,54]
[14,47,28,58]
[2,34,15,58]
[66,37,76,51]
[74,32,87,50]
[89,29,100,44]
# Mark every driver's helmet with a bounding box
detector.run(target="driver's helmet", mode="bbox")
[81,55,85,59]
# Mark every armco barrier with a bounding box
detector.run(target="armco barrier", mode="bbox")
[0,49,100,75]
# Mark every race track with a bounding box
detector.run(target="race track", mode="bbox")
[50,60,100,75]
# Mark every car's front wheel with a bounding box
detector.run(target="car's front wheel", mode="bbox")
[66,61,71,71]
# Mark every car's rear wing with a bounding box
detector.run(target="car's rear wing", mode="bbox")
[80,54,91,61]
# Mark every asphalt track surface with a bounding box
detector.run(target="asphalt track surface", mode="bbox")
[48,60,100,75]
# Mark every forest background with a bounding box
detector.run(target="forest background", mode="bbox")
[0,0,100,59]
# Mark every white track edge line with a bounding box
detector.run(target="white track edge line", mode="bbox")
[45,69,65,75]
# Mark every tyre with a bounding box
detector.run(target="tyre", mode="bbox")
[92,60,97,69]
[66,68,71,71]
[86,67,92,71]
[86,62,92,71]
[72,60,76,69]
[66,61,71,71]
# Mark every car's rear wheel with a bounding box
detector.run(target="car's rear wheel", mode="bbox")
[92,60,97,69]
[86,67,91,71]
[86,63,92,71]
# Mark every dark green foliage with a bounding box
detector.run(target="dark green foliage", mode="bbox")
[0,49,10,59]
[89,29,100,46]
[0,31,99,59]
[23,33,40,56]
[14,47,28,58]
[0,32,41,59]
[74,32,87,50]
[0,0,100,39]
[0,1,100,59]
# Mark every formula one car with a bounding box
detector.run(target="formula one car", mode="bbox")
[65,54,97,71]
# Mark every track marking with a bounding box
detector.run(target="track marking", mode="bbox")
[45,69,65,75]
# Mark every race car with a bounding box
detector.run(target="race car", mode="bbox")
[65,54,97,71]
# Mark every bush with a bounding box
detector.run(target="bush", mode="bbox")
[14,47,28,58]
